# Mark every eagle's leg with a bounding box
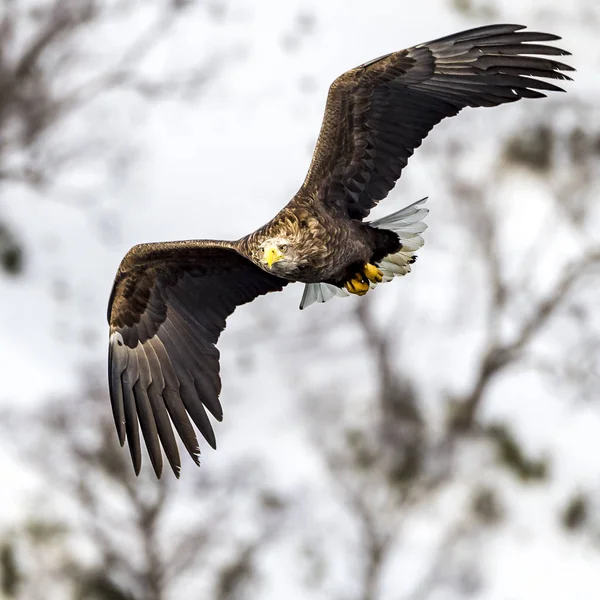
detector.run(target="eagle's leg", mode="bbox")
[344,273,370,295]
[363,263,383,283]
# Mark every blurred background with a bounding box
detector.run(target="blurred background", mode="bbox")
[0,0,599,598]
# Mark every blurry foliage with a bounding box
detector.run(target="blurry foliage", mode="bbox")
[569,126,600,162]
[471,486,504,526]
[379,379,424,485]
[22,519,68,543]
[345,428,376,472]
[502,113,600,225]
[450,0,498,19]
[300,539,327,591]
[214,542,259,600]
[0,540,20,598]
[76,574,135,600]
[0,222,24,275]
[341,389,423,492]
[561,492,589,531]
[259,489,287,514]
[504,125,554,172]
[452,0,471,13]
[487,424,549,482]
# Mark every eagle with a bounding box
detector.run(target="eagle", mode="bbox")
[108,24,572,477]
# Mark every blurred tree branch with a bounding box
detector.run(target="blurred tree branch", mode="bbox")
[296,103,600,599]
[450,245,600,433]
[0,381,288,600]
[0,0,217,190]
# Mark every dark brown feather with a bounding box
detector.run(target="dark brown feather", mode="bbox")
[108,240,287,477]
[299,24,573,220]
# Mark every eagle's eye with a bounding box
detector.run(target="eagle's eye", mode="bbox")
[280,243,288,252]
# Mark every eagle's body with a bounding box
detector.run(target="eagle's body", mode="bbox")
[240,198,400,284]
[108,25,573,477]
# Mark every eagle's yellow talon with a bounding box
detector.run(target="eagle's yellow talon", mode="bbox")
[363,263,383,283]
[345,273,369,295]
[344,264,382,296]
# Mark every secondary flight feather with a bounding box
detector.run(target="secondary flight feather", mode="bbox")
[108,24,573,477]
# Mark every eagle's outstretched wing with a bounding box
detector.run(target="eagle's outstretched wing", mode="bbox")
[108,241,287,478]
[301,24,573,220]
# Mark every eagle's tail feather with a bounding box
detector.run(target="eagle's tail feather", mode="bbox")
[299,198,428,309]
[371,197,428,282]
[299,280,349,309]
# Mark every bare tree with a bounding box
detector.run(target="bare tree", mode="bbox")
[0,0,216,189]
[0,381,288,600]
[0,0,222,279]
[0,3,290,598]
[296,100,600,600]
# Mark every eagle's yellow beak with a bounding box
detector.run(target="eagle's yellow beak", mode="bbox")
[264,245,284,269]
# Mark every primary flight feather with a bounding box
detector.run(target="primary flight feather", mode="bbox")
[108,24,573,477]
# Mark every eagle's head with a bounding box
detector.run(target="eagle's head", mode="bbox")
[259,237,303,276]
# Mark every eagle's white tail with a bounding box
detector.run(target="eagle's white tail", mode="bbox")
[299,198,428,309]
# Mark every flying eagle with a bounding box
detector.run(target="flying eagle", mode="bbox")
[108,24,572,477]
